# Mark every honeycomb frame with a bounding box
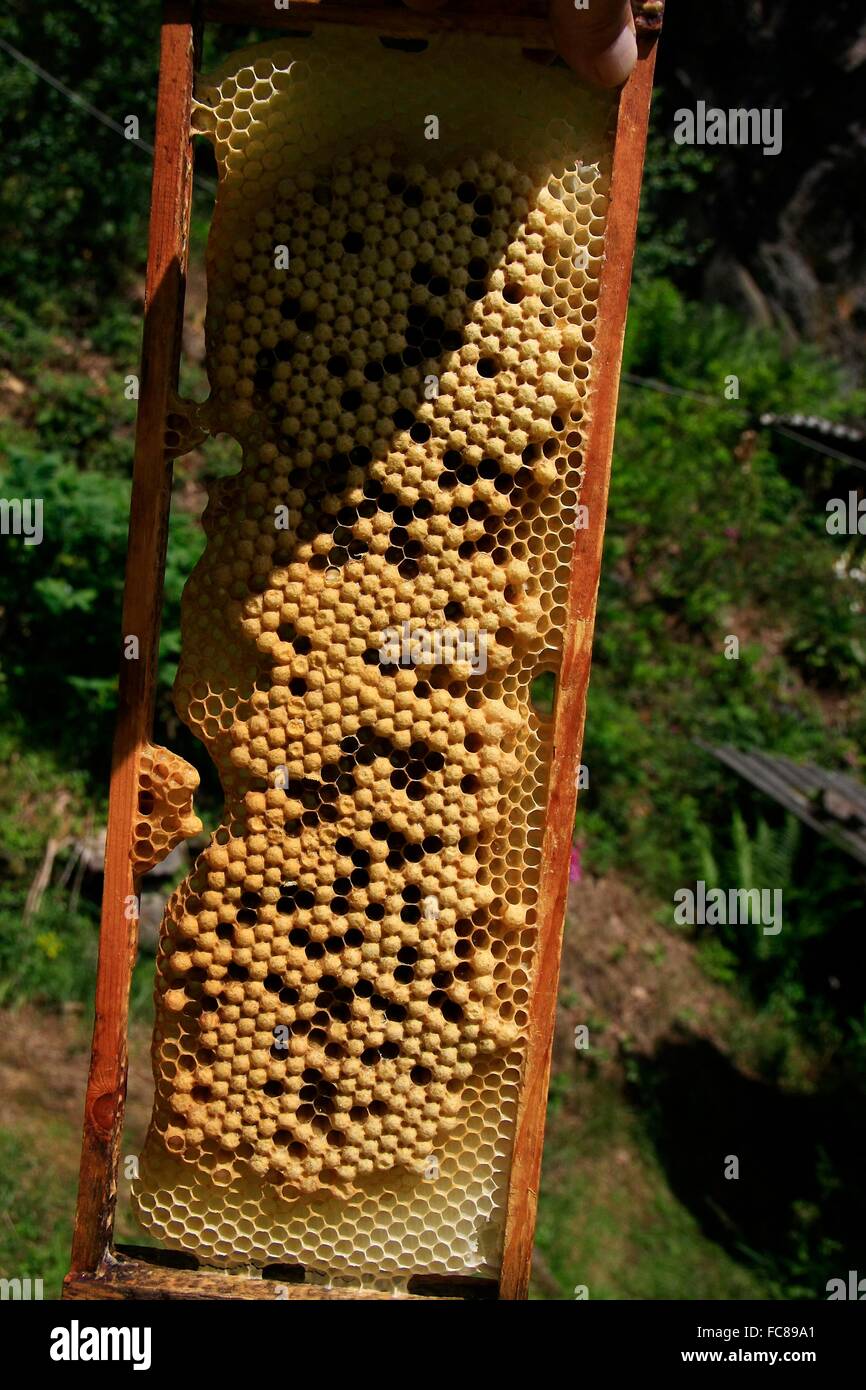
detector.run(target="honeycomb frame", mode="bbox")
[66,4,661,1303]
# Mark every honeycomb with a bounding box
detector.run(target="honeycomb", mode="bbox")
[131,744,202,878]
[132,28,615,1292]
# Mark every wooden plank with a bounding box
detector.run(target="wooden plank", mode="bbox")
[697,742,866,867]
[64,1252,465,1300]
[754,750,866,817]
[67,1,198,1282]
[820,769,866,817]
[65,1270,421,1300]
[498,32,660,1301]
[203,0,553,43]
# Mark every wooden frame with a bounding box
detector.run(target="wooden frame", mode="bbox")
[65,0,660,1301]
[68,0,200,1288]
[499,36,658,1298]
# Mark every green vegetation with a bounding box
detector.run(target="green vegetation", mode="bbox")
[0,721,97,1010]
[0,444,204,776]
[0,3,158,315]
[580,278,866,1047]
[587,277,865,865]
[0,1128,75,1299]
[535,1075,768,1300]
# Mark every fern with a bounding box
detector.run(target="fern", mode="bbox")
[695,820,720,888]
[732,810,754,889]
[759,814,800,889]
[702,811,799,894]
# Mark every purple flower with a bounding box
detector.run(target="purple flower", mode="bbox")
[569,843,582,884]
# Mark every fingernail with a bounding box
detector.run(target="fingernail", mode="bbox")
[592,27,638,87]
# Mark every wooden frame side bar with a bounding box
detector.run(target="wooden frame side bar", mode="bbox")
[498,33,660,1301]
[68,1,198,1280]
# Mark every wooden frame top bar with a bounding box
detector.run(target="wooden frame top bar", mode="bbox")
[203,0,665,41]
[203,1,553,44]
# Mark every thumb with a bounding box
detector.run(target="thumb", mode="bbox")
[550,0,637,87]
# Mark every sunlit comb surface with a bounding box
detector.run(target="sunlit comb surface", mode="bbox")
[132,29,614,1293]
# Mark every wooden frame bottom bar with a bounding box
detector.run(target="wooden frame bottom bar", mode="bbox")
[64,1247,495,1301]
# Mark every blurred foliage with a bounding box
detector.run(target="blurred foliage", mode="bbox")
[632,108,716,283]
[0,888,99,1011]
[0,719,99,1012]
[576,279,866,1092]
[0,444,204,779]
[0,1127,75,1296]
[581,279,866,882]
[0,1,159,316]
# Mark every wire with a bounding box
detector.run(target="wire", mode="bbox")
[0,36,216,195]
[620,372,866,473]
[621,371,733,410]
[0,36,154,154]
[771,425,866,475]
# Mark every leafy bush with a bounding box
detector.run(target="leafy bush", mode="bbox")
[580,279,866,892]
[0,2,160,315]
[0,445,203,779]
[0,888,98,1010]
[632,110,716,283]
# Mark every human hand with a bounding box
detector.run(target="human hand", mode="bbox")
[402,0,638,88]
[550,0,637,88]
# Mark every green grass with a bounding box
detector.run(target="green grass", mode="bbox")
[0,1127,73,1299]
[535,1073,767,1300]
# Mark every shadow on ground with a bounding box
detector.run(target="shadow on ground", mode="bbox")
[630,1031,866,1295]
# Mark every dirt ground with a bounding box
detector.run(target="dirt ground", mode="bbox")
[554,872,759,1075]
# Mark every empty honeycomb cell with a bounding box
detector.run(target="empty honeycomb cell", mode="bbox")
[131,27,615,1290]
[130,744,203,878]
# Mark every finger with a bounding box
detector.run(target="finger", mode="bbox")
[550,0,637,88]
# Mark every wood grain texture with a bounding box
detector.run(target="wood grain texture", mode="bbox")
[64,1252,475,1300]
[498,32,660,1302]
[67,1,197,1283]
[64,1269,422,1300]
